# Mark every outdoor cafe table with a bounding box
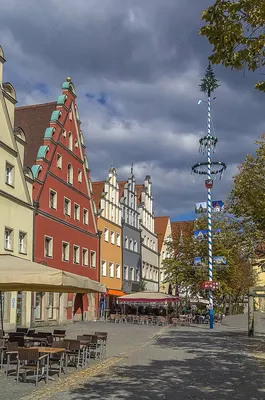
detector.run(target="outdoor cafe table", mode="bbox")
[25,347,65,380]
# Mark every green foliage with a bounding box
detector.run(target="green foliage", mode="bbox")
[228,134,265,231]
[163,212,259,310]
[199,62,220,96]
[200,1,265,92]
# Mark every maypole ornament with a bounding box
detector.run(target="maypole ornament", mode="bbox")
[191,62,227,330]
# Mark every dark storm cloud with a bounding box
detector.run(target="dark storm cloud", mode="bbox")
[0,0,263,217]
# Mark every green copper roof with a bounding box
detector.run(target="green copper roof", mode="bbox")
[51,110,61,122]
[31,165,42,179]
[36,145,49,159]
[62,81,71,90]
[57,94,67,105]
[44,127,54,139]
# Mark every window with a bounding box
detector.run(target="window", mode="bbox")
[4,228,13,251]
[49,189,57,209]
[90,251,96,268]
[109,262,114,278]
[78,169,82,182]
[44,236,53,257]
[116,233,121,247]
[130,267,135,281]
[124,266,128,280]
[116,264,121,279]
[5,162,14,186]
[110,231,115,244]
[82,248,88,266]
[104,228,109,242]
[136,268,140,282]
[162,251,165,260]
[129,238,133,251]
[101,260,107,277]
[75,140,78,148]
[73,245,80,264]
[83,209,88,225]
[62,242,69,262]
[48,293,55,319]
[125,236,128,249]
[134,241,138,252]
[57,153,62,169]
[68,132,73,151]
[74,204,80,220]
[64,198,71,216]
[35,292,43,320]
[67,163,73,184]
[18,231,27,254]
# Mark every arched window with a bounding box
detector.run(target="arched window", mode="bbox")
[67,163,73,184]
[134,241,137,252]
[68,132,73,151]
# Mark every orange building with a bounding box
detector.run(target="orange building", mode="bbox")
[92,167,124,314]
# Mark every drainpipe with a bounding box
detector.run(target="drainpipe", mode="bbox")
[31,201,39,328]
[97,230,102,320]
[121,218,124,292]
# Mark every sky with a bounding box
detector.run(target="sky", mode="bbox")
[0,0,264,221]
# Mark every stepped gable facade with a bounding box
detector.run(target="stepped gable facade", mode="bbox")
[136,176,159,291]
[0,45,34,330]
[119,166,141,294]
[92,167,123,314]
[15,78,100,323]
[154,216,172,293]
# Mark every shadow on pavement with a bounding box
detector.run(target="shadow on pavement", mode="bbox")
[61,329,265,400]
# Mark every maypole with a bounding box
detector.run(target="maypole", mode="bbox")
[191,62,226,329]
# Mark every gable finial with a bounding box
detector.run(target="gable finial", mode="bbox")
[66,77,71,82]
[131,163,134,175]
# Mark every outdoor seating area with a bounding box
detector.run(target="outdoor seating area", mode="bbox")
[0,327,107,387]
[108,312,224,326]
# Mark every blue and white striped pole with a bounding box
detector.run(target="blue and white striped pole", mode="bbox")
[207,95,214,329]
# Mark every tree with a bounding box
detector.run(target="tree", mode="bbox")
[228,134,265,231]
[164,213,259,313]
[200,1,265,92]
[199,62,220,96]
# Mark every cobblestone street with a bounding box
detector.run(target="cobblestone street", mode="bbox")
[2,314,265,399]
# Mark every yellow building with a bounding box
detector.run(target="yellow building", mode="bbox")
[254,254,265,311]
[92,167,124,313]
[0,46,34,330]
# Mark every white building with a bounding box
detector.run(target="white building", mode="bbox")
[136,176,159,291]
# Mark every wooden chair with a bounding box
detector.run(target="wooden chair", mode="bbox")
[6,341,19,376]
[16,348,49,387]
[65,340,83,369]
[16,327,28,334]
[94,332,108,357]
[50,341,68,375]
[0,338,6,370]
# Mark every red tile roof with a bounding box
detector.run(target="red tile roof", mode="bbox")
[171,221,194,241]
[92,181,105,209]
[118,181,127,200]
[135,184,144,206]
[154,216,170,253]
[14,102,57,167]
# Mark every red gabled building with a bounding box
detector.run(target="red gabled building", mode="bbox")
[15,78,100,324]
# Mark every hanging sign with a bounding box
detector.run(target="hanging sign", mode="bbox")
[201,281,219,290]
[205,179,213,189]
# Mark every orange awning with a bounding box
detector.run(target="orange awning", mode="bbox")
[108,289,125,297]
